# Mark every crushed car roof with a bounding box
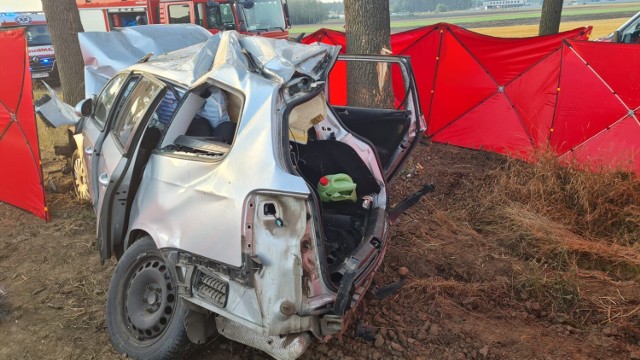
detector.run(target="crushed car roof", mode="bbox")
[79,24,340,97]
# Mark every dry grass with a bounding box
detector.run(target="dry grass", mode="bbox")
[395,144,640,329]
[471,17,627,39]
[453,151,640,323]
[490,154,640,247]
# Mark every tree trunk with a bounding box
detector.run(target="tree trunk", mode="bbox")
[344,0,393,108]
[538,0,564,36]
[41,0,85,106]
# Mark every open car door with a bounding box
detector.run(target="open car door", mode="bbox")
[92,74,168,261]
[329,55,426,183]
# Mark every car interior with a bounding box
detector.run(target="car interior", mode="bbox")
[157,82,243,155]
[288,87,413,282]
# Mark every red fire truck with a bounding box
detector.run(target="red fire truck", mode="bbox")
[75,0,290,39]
[0,12,59,81]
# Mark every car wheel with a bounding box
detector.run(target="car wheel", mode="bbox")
[106,236,190,360]
[71,149,90,201]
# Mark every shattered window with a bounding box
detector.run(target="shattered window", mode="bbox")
[112,78,164,151]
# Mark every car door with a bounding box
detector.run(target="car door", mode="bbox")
[80,72,130,206]
[329,55,426,183]
[93,74,168,261]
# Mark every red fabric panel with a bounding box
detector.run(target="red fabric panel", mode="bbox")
[551,45,628,155]
[561,116,640,174]
[567,40,640,110]
[447,25,590,85]
[428,30,498,136]
[301,28,346,50]
[505,49,562,148]
[327,60,348,106]
[0,28,49,221]
[395,26,441,128]
[431,93,534,159]
[391,25,438,54]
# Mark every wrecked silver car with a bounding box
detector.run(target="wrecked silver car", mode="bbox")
[62,25,426,359]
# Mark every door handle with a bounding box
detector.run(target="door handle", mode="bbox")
[98,172,110,187]
[84,146,93,155]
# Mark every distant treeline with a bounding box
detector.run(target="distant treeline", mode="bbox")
[288,0,330,25]
[288,0,475,25]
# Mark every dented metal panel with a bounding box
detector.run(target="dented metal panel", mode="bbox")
[79,24,212,96]
[128,79,309,267]
[65,24,426,360]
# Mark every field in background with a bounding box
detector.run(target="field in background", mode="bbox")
[291,2,637,38]
[475,17,625,38]
[2,9,638,359]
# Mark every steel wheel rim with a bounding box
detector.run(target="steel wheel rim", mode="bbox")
[123,256,176,344]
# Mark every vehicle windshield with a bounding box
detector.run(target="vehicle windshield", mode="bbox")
[26,25,52,46]
[240,0,286,31]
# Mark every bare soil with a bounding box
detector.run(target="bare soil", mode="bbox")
[2,140,639,359]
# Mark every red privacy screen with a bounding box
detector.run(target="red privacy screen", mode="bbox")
[0,28,49,221]
[302,24,640,175]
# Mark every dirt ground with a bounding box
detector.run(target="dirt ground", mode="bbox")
[1,140,639,360]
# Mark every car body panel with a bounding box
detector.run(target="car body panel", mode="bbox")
[81,117,102,204]
[329,55,427,183]
[63,26,426,359]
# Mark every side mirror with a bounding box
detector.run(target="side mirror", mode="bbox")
[242,1,255,9]
[75,98,93,117]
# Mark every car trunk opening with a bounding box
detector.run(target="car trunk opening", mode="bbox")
[285,87,418,291]
[292,139,382,281]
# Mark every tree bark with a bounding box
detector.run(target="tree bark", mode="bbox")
[41,0,85,105]
[538,0,564,36]
[344,0,393,108]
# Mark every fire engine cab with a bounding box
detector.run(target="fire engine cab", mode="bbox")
[76,0,291,39]
[0,12,59,81]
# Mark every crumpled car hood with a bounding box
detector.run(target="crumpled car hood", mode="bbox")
[79,24,340,97]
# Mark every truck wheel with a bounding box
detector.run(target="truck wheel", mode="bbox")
[71,149,90,201]
[106,236,190,360]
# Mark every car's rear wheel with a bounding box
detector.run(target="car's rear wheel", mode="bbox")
[106,236,190,360]
[71,149,90,201]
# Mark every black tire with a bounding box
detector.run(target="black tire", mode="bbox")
[71,149,91,201]
[106,236,190,359]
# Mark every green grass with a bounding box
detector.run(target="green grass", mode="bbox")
[290,4,639,34]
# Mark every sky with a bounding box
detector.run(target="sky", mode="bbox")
[0,0,42,12]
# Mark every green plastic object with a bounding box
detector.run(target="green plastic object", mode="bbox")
[317,173,357,202]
